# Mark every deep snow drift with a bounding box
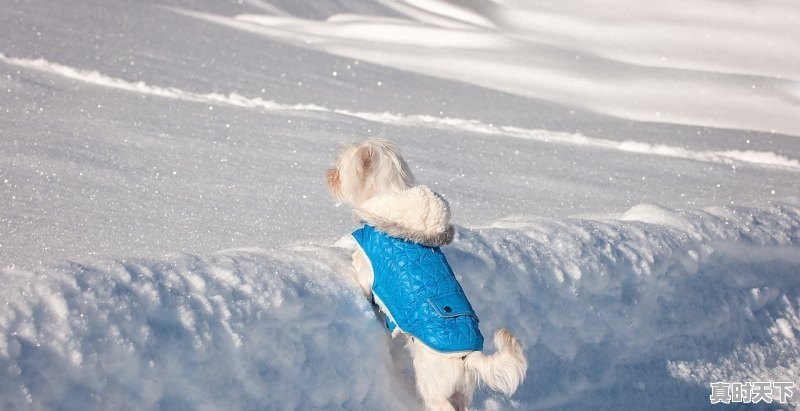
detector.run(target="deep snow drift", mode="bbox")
[2,202,799,410]
[1,0,799,410]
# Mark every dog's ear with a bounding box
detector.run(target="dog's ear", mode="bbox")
[356,145,374,176]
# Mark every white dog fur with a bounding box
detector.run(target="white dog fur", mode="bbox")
[327,139,527,411]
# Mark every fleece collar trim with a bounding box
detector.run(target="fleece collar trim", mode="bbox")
[354,185,454,247]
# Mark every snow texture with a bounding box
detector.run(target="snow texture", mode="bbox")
[1,0,799,409]
[2,203,800,410]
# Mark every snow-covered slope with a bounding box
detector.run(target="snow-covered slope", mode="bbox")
[2,0,799,409]
[185,0,800,136]
[2,0,800,266]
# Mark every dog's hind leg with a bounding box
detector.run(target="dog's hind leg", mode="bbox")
[449,392,470,411]
[415,372,457,411]
[409,338,464,411]
[430,400,457,411]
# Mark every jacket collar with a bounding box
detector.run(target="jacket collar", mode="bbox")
[354,185,454,246]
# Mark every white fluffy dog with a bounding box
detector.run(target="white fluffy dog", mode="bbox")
[327,139,527,411]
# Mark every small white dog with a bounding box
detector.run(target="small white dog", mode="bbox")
[327,139,527,411]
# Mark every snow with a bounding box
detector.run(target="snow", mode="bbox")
[182,0,800,135]
[2,203,799,410]
[1,0,799,409]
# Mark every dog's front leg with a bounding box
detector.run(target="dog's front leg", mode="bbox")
[351,246,375,300]
[335,234,374,299]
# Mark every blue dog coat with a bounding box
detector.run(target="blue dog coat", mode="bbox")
[353,224,484,354]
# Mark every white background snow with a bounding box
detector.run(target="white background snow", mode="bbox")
[1,0,799,410]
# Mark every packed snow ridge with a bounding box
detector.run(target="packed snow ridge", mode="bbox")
[2,202,799,411]
[3,52,799,173]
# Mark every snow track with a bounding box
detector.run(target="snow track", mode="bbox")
[2,202,799,410]
[3,52,799,172]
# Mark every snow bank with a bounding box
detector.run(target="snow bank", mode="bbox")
[2,202,799,410]
[0,246,419,410]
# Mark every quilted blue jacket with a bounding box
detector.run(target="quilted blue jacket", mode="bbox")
[353,224,484,354]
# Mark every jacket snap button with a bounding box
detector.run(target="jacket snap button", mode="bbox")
[444,306,452,313]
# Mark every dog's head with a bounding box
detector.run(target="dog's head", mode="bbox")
[326,139,416,207]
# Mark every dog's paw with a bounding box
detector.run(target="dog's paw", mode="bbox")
[334,234,357,250]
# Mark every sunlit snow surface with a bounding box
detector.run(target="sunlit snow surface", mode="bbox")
[1,0,799,410]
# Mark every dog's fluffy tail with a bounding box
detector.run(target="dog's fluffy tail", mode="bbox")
[464,329,527,396]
